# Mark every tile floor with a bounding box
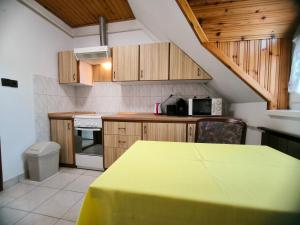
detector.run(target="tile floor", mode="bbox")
[0,167,102,225]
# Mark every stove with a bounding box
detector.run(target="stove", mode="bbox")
[74,114,102,128]
[73,114,104,171]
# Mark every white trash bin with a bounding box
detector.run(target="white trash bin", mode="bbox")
[25,142,60,181]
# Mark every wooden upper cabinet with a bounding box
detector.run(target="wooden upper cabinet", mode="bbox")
[142,122,186,142]
[112,45,139,81]
[58,51,93,86]
[58,51,78,83]
[50,119,74,165]
[139,43,169,80]
[170,43,212,80]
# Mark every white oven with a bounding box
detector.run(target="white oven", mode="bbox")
[74,114,103,171]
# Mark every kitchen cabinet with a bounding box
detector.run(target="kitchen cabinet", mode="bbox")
[142,122,186,142]
[104,121,142,168]
[187,123,196,142]
[50,119,74,165]
[139,43,169,80]
[58,51,93,86]
[93,58,112,82]
[112,45,139,81]
[169,43,212,80]
[58,51,78,84]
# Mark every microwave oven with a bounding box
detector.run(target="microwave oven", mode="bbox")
[188,98,222,116]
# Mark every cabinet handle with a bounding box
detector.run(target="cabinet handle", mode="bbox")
[140,70,143,78]
[73,73,76,80]
[143,125,147,136]
[118,127,126,130]
[113,71,116,80]
[118,140,126,144]
[68,123,71,130]
[189,126,192,136]
[197,68,200,76]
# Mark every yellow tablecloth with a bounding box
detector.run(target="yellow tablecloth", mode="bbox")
[77,141,300,225]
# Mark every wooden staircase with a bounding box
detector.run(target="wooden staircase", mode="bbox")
[177,0,297,109]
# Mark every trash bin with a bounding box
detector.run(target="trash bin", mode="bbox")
[25,142,60,181]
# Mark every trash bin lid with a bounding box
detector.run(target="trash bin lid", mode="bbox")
[26,142,60,157]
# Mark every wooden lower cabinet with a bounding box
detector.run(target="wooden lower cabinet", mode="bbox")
[50,119,74,165]
[104,121,142,168]
[143,122,186,142]
[187,123,196,142]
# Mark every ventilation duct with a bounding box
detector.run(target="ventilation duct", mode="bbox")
[74,16,110,62]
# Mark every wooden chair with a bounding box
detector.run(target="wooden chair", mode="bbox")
[195,118,247,144]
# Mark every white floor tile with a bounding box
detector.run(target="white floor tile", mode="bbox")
[55,220,75,225]
[0,194,14,208]
[64,175,96,193]
[3,183,36,199]
[59,168,85,175]
[62,197,83,222]
[33,190,83,218]
[7,187,58,212]
[41,173,80,189]
[82,170,102,178]
[15,213,58,225]
[20,179,42,186]
[0,207,27,225]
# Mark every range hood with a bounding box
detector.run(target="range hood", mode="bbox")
[74,46,110,61]
[74,16,110,62]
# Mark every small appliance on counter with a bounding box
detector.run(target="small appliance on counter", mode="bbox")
[175,98,188,116]
[153,103,162,115]
[188,97,222,116]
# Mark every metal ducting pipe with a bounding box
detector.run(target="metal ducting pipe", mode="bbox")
[99,16,107,46]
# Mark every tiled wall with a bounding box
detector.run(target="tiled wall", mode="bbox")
[33,75,221,142]
[75,82,217,113]
[33,75,76,141]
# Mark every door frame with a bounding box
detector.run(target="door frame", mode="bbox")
[0,140,3,191]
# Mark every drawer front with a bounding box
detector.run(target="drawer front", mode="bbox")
[104,147,127,168]
[104,121,141,136]
[104,135,141,148]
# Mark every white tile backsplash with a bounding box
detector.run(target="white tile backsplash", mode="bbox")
[33,75,76,142]
[75,82,214,113]
[33,75,221,142]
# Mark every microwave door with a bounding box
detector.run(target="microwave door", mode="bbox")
[193,99,212,115]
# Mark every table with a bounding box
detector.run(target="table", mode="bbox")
[77,141,300,225]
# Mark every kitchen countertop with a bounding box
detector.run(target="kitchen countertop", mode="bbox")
[48,112,95,119]
[102,112,217,123]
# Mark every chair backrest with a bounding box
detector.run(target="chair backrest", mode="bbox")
[195,118,247,144]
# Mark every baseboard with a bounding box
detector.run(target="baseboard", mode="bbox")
[3,173,26,190]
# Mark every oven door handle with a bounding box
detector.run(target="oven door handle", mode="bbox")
[75,127,101,131]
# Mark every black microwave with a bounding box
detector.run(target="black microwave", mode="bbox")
[188,98,222,116]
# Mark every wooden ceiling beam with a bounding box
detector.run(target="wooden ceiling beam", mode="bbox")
[176,0,209,43]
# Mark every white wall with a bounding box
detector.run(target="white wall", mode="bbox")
[230,102,300,145]
[0,0,73,181]
[128,0,262,103]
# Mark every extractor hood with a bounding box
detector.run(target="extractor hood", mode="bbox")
[74,46,110,61]
[74,16,110,62]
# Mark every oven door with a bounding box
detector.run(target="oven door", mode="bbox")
[193,99,212,115]
[75,127,103,156]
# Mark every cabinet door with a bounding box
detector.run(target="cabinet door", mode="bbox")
[143,123,186,142]
[50,119,74,165]
[58,51,78,83]
[104,121,141,136]
[139,43,169,80]
[112,45,139,81]
[169,43,211,80]
[187,123,196,143]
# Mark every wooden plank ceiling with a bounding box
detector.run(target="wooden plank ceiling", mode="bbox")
[36,0,135,27]
[188,0,300,42]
